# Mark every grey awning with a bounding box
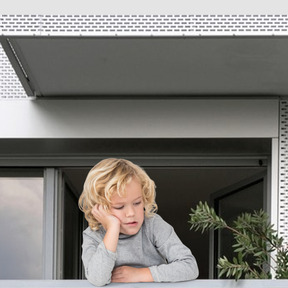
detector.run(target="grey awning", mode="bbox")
[1,36,288,97]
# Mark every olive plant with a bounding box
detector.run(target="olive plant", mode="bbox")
[189,201,288,280]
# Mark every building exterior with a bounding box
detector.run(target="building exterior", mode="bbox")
[0,14,288,282]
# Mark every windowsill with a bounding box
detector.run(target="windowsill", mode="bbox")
[0,279,288,288]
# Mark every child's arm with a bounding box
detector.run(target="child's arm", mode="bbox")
[82,205,120,286]
[91,204,120,252]
[148,215,199,282]
[111,266,153,283]
[93,206,154,283]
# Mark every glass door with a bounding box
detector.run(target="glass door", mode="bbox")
[211,172,266,278]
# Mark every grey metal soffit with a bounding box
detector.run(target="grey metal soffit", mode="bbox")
[1,14,288,98]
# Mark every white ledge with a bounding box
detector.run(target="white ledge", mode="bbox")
[0,280,288,288]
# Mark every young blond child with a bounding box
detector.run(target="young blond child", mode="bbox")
[79,158,199,286]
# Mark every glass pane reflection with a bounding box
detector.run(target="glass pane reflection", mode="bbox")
[0,177,43,279]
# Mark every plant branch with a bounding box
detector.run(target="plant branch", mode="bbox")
[189,201,288,280]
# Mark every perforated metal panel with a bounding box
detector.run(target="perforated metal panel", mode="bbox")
[0,44,27,99]
[279,100,288,244]
[1,14,288,36]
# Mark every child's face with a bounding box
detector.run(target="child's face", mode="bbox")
[110,177,144,235]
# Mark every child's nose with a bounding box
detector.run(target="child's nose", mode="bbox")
[125,206,135,217]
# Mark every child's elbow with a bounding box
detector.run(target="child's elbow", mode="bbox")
[189,259,199,280]
[85,270,111,287]
[87,276,111,287]
[190,265,199,280]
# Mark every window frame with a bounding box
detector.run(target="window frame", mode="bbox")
[0,137,278,279]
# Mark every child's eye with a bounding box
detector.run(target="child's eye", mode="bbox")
[134,201,141,206]
[113,206,124,210]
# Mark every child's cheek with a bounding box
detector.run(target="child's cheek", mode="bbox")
[110,210,122,221]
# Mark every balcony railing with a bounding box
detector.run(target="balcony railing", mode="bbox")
[0,280,288,288]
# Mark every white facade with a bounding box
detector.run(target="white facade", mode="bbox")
[1,14,288,281]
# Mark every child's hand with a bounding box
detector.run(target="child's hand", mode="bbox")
[92,204,120,231]
[92,204,120,253]
[111,266,153,283]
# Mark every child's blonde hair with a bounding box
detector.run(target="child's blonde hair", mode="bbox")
[79,158,157,230]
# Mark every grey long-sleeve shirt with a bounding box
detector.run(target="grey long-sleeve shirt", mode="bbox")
[82,214,199,286]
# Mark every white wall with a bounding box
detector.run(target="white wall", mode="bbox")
[0,99,279,138]
[1,0,288,14]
